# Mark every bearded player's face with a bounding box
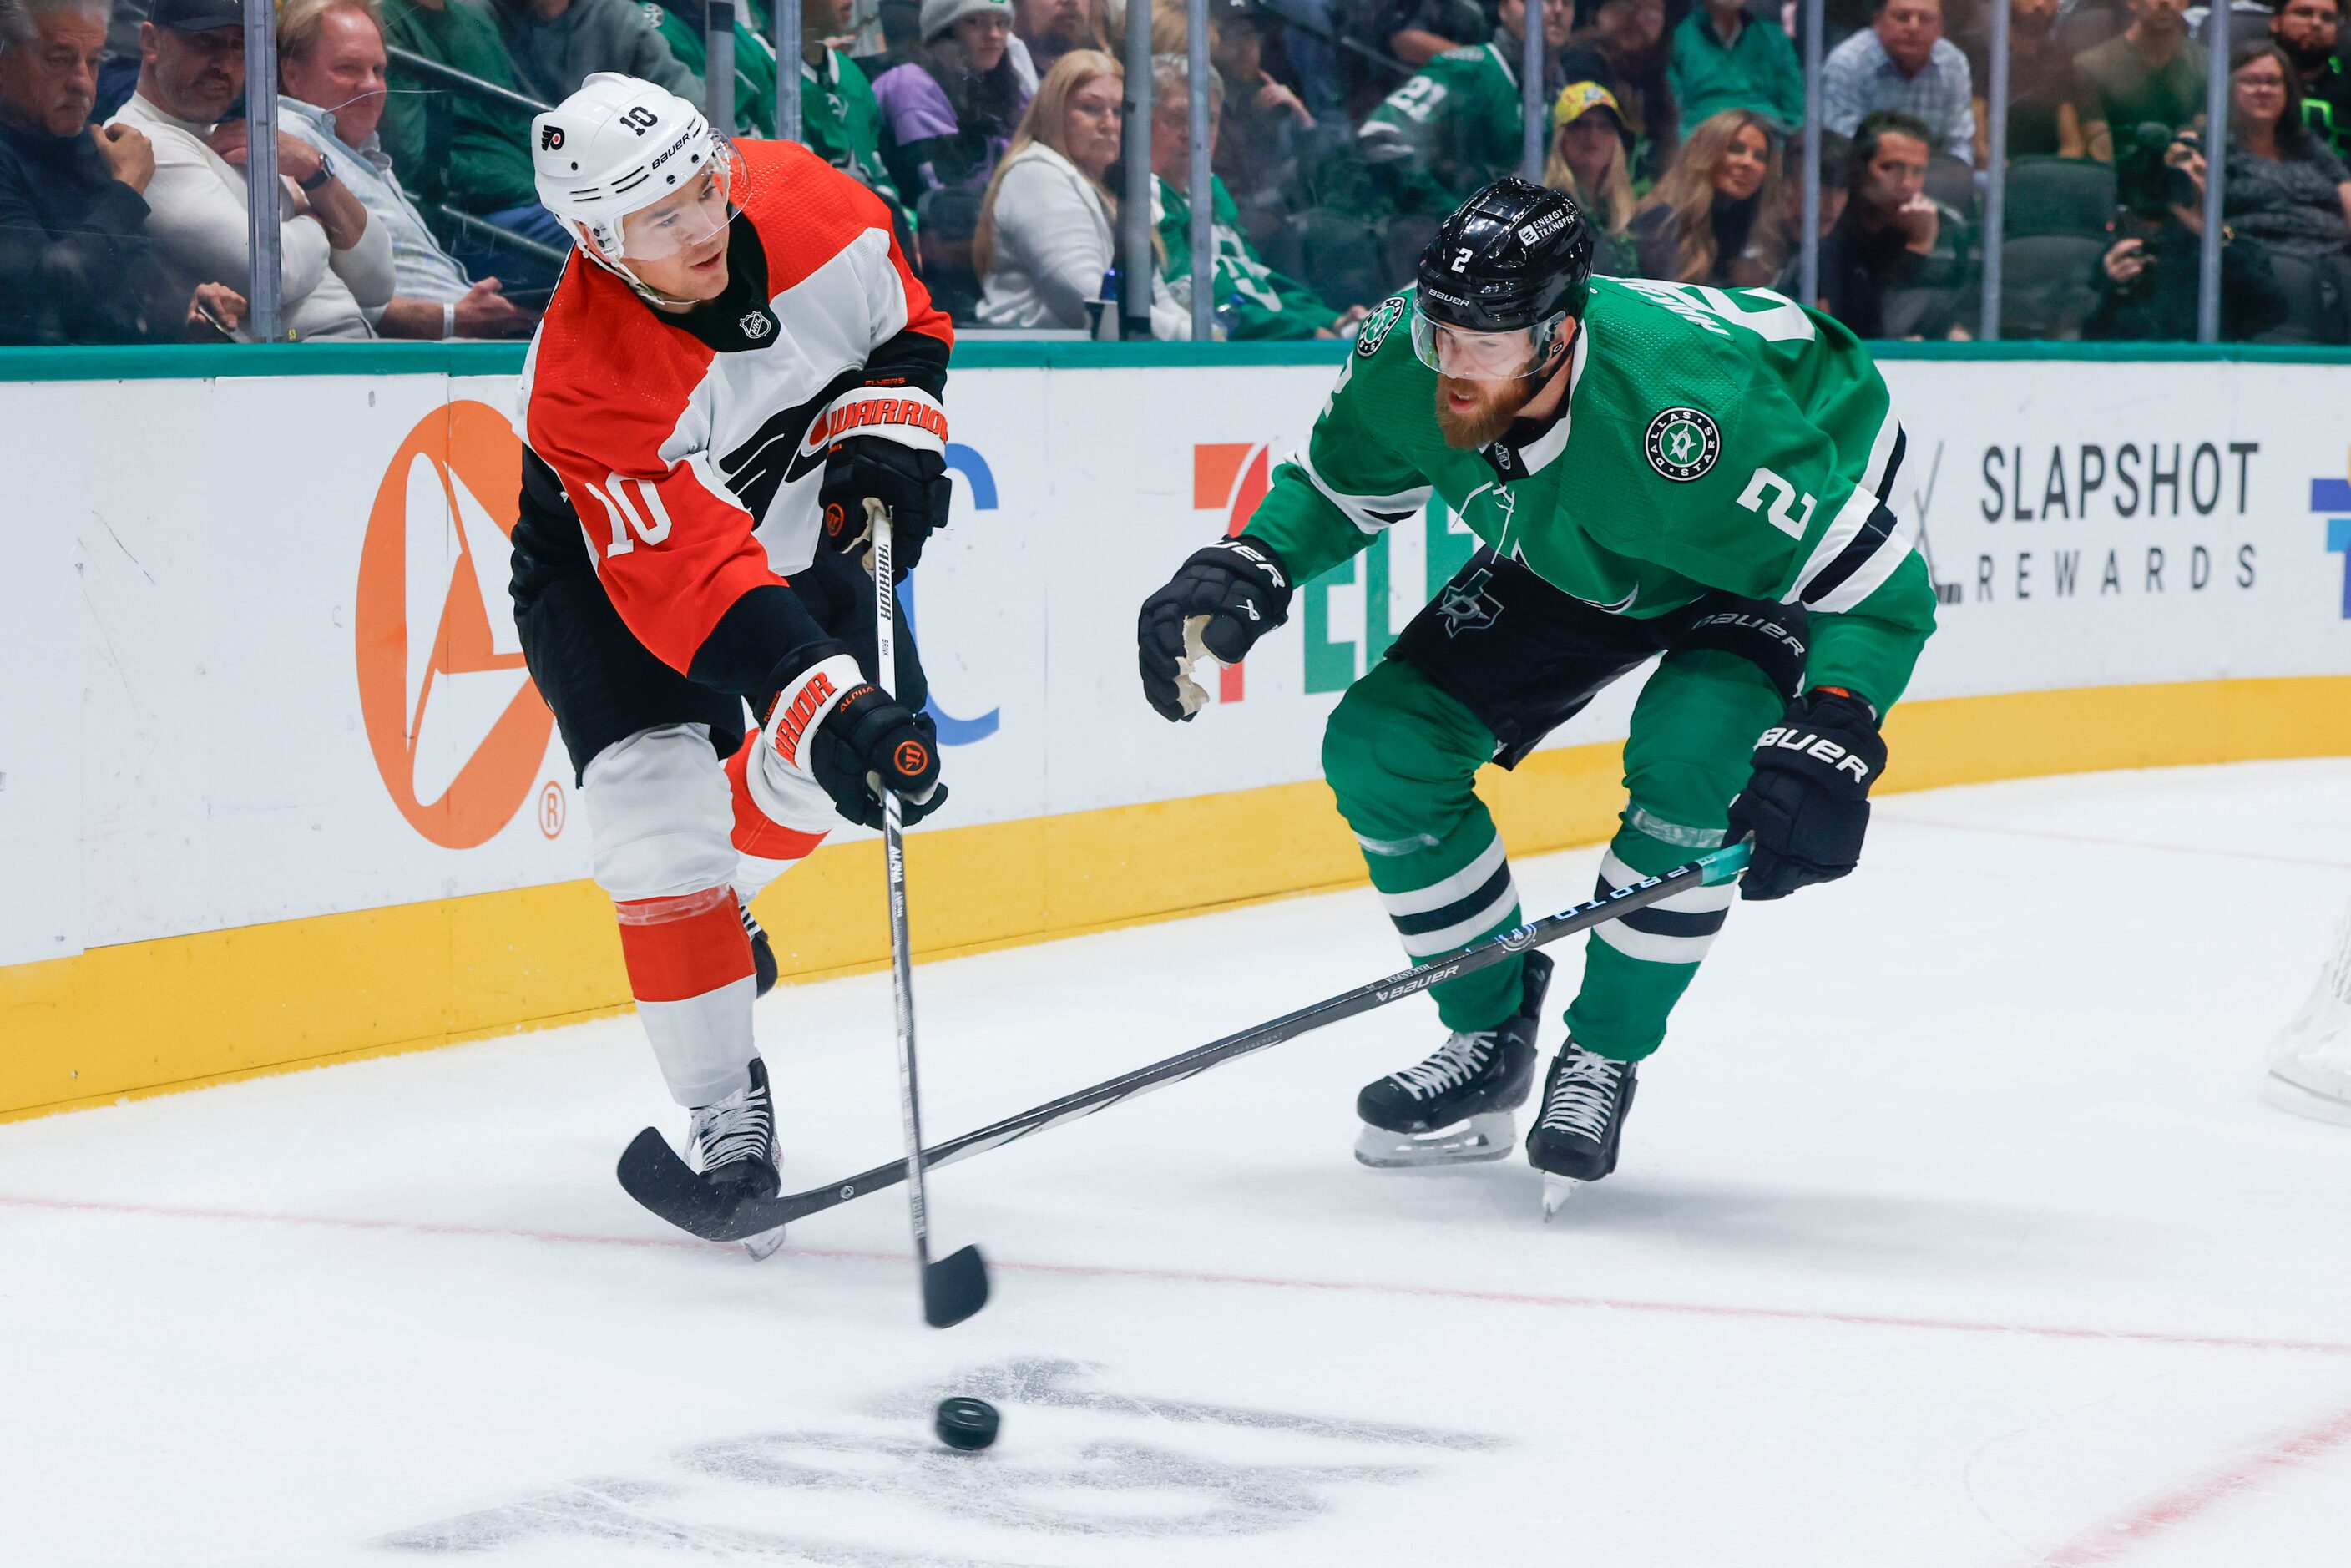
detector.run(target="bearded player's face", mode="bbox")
[1435,373,1540,449]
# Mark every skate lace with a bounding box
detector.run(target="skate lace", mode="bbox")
[1537,1051,1624,1139]
[691,1084,772,1171]
[1390,1031,1496,1101]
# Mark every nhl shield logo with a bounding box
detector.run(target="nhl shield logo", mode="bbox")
[1645,407,1721,482]
[739,309,775,341]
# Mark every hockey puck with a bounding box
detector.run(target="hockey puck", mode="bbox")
[934,1396,1000,1451]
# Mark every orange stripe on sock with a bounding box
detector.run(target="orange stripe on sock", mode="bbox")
[725,731,829,862]
[613,889,752,1004]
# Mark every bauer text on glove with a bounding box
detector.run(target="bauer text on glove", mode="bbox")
[1135,537,1294,721]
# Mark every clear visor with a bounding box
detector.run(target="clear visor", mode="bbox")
[1410,306,1563,382]
[614,153,738,262]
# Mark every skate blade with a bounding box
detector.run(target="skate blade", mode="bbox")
[1540,1173,1584,1221]
[2265,1072,2351,1128]
[1354,1112,1516,1169]
[741,1223,788,1261]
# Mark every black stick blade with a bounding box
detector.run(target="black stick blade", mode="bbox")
[616,1127,794,1245]
[923,1244,990,1328]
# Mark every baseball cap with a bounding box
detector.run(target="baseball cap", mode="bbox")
[151,0,245,31]
[1552,80,1624,129]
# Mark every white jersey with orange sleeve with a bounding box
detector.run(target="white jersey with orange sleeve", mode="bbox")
[513,136,954,706]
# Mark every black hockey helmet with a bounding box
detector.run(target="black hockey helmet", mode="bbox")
[1413,178,1595,378]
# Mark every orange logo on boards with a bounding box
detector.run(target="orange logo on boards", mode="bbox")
[356,401,556,849]
[1193,443,1274,703]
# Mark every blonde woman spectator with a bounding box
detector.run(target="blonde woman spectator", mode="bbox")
[109,0,390,339]
[1544,79,1636,274]
[975,48,1187,334]
[1628,106,1791,286]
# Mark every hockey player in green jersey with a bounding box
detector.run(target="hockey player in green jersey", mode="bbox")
[1350,0,1571,219]
[1136,178,1934,1211]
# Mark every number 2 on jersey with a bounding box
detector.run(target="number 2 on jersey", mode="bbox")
[1736,466,1816,539]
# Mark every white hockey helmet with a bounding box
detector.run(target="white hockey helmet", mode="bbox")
[532,73,736,275]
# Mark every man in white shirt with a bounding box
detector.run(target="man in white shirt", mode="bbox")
[276,0,532,336]
[109,0,392,339]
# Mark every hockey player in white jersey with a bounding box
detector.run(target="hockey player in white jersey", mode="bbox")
[510,74,958,1231]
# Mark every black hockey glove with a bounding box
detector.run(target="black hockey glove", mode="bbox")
[1137,536,1294,721]
[811,683,947,831]
[818,437,952,578]
[1724,689,1887,902]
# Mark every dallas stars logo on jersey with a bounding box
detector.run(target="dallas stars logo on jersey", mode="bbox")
[1645,407,1722,482]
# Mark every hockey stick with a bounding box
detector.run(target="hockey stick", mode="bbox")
[626,841,1750,1244]
[871,501,988,1328]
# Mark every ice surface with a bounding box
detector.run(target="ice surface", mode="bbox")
[6,761,2351,1567]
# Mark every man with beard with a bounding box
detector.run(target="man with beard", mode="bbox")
[1135,179,1934,1211]
[2272,0,2349,159]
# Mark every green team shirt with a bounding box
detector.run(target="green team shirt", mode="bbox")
[1246,276,1937,714]
[1352,42,1528,217]
[799,47,911,231]
[1155,173,1336,341]
[650,3,777,139]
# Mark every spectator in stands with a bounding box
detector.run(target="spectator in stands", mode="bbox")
[1821,0,1975,164]
[2273,0,2349,158]
[650,0,776,137]
[2075,0,2205,160]
[1015,0,1100,79]
[873,0,1031,200]
[2222,40,2351,254]
[1211,0,1312,250]
[1543,78,1636,271]
[1669,0,1804,134]
[1149,53,1356,335]
[1353,0,1571,211]
[1809,108,1953,334]
[94,0,137,114]
[2089,127,2291,336]
[1366,0,1490,72]
[489,0,697,108]
[277,0,531,337]
[379,0,570,287]
[110,0,392,338]
[796,0,913,231]
[1560,0,1672,175]
[0,0,245,341]
[1629,107,1792,282]
[1963,0,2101,159]
[976,48,1186,331]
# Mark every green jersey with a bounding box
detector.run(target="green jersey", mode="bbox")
[1155,173,1336,341]
[1352,42,1529,217]
[799,47,911,232]
[1246,277,1937,712]
[650,2,777,137]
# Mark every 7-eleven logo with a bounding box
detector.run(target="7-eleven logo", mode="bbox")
[1194,442,1273,701]
[2316,452,2351,618]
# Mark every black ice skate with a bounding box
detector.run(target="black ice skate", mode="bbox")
[1354,950,1553,1168]
[741,904,778,998]
[1525,1042,1638,1219]
[689,1058,785,1257]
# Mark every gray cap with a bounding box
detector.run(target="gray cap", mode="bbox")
[150,0,245,32]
